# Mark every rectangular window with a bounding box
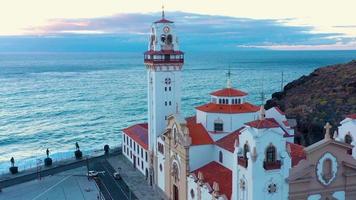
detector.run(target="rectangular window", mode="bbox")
[165,101,167,106]
[141,148,143,158]
[134,142,136,151]
[169,101,171,106]
[165,87,167,91]
[130,139,132,148]
[141,161,144,169]
[214,123,223,131]
[145,152,148,162]
[169,87,171,91]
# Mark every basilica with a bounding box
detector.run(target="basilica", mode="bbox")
[121,11,356,200]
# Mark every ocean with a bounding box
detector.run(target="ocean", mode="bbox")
[0,50,355,172]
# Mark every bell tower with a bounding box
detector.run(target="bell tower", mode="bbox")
[144,9,184,184]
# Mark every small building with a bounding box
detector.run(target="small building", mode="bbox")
[335,114,356,157]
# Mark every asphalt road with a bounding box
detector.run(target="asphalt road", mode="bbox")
[91,159,137,200]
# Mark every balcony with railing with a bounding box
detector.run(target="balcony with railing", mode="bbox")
[144,50,184,64]
[263,160,282,170]
[238,156,248,168]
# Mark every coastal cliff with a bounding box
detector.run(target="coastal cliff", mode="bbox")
[265,60,356,145]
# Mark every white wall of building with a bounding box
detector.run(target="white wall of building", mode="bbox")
[214,146,234,171]
[337,118,356,157]
[121,133,149,176]
[189,145,215,171]
[196,110,259,135]
[156,137,166,191]
[234,127,290,200]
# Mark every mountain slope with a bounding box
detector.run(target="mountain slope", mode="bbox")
[266,60,356,145]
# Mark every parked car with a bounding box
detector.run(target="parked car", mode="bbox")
[113,172,121,180]
[88,170,99,177]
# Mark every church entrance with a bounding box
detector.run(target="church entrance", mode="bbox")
[173,184,179,200]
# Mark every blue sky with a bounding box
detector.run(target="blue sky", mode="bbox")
[1,9,356,51]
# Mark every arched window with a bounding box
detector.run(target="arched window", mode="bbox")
[219,151,223,163]
[266,145,276,163]
[222,99,225,104]
[243,143,250,159]
[219,99,222,104]
[345,134,353,144]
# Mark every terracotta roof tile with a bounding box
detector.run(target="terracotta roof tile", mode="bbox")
[123,123,148,150]
[192,161,232,199]
[186,116,214,146]
[245,118,280,129]
[210,88,247,97]
[196,102,259,114]
[287,142,306,167]
[215,128,243,152]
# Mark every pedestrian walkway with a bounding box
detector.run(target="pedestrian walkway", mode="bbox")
[107,155,166,200]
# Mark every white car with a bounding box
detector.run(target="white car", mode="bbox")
[88,170,99,177]
[113,172,121,180]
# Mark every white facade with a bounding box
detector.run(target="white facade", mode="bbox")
[336,115,356,157]
[234,124,291,200]
[146,17,183,154]
[122,133,149,176]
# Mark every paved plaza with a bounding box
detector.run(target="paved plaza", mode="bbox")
[0,167,101,200]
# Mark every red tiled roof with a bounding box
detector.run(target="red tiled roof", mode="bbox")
[215,128,243,152]
[192,161,232,199]
[346,114,356,120]
[154,18,174,23]
[210,88,247,97]
[196,102,259,114]
[123,123,148,150]
[282,120,289,127]
[287,142,306,167]
[245,118,280,129]
[186,116,214,146]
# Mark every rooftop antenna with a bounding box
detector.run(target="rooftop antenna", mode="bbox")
[280,71,284,91]
[226,66,232,88]
[260,78,265,105]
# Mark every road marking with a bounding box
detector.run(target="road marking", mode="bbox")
[31,175,71,200]
[98,175,114,200]
[101,162,130,200]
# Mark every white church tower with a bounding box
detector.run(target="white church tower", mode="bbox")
[144,9,184,184]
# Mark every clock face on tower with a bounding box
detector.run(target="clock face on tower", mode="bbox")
[163,26,170,33]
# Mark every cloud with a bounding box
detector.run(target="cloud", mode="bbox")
[1,12,355,51]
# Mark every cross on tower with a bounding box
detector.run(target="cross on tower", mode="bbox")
[324,122,332,140]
